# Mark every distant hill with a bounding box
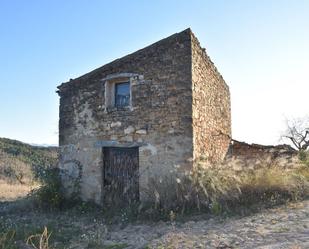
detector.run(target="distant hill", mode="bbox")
[0,137,58,184]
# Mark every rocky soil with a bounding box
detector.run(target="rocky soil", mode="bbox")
[104,201,309,249]
[1,197,308,248]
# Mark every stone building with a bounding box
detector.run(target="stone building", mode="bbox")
[57,28,231,205]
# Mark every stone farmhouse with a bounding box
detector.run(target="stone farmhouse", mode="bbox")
[57,28,231,205]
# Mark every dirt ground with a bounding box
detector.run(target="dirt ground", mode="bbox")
[0,184,308,249]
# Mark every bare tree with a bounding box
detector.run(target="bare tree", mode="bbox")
[282,116,309,151]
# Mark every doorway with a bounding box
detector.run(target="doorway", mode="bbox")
[103,147,139,205]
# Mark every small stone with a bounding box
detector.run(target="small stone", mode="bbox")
[124,126,135,134]
[111,121,121,128]
[136,129,147,135]
[121,135,133,142]
[168,128,175,134]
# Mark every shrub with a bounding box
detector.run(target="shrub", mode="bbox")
[299,150,309,167]
[30,163,84,210]
[31,168,65,210]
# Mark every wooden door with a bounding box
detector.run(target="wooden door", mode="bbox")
[103,147,139,206]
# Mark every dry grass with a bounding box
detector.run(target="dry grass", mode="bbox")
[142,164,242,216]
[0,151,35,184]
[142,159,309,217]
[240,167,309,195]
[232,166,309,209]
[0,180,39,201]
[26,227,52,249]
[0,230,15,249]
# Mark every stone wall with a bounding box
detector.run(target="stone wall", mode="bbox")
[228,140,296,158]
[224,140,299,170]
[194,140,300,172]
[191,33,231,163]
[57,29,194,204]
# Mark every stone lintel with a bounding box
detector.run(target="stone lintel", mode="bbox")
[95,140,146,148]
[100,73,140,82]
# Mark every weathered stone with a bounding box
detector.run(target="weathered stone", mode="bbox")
[168,128,175,134]
[124,126,135,134]
[110,121,122,128]
[120,135,133,142]
[135,129,147,135]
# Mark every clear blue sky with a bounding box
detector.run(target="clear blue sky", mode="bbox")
[0,0,308,145]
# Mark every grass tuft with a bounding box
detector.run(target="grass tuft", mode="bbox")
[26,227,52,249]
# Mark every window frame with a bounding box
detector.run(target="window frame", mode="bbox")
[114,81,130,108]
[103,74,135,112]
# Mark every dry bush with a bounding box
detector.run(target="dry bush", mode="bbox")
[142,158,309,217]
[142,162,242,216]
[234,167,309,208]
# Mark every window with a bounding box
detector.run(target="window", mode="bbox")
[115,82,130,107]
[103,73,139,111]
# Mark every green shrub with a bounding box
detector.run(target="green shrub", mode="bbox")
[299,150,309,167]
[31,168,65,210]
